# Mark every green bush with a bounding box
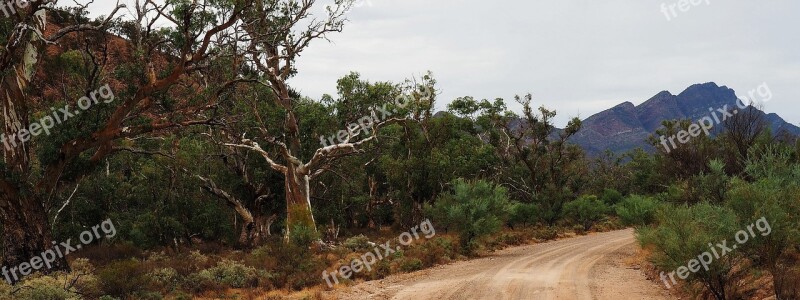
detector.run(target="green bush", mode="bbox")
[562,195,609,230]
[194,260,259,289]
[410,237,458,267]
[0,258,101,299]
[4,275,81,300]
[638,203,743,299]
[246,241,324,290]
[615,195,659,226]
[600,188,624,205]
[531,227,559,241]
[398,258,423,272]
[342,234,373,252]
[692,159,730,203]
[508,202,540,227]
[726,176,800,298]
[97,259,149,298]
[289,224,321,249]
[147,267,182,292]
[426,179,512,255]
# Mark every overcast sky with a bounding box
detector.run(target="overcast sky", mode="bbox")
[87,0,799,126]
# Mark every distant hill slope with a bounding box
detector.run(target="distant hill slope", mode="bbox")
[569,82,800,155]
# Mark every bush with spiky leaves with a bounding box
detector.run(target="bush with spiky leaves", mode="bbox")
[427,179,512,255]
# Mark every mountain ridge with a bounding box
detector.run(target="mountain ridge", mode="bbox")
[569,82,800,155]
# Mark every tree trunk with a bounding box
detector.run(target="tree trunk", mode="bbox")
[0,9,66,280]
[236,209,256,247]
[197,176,259,248]
[1,194,70,281]
[367,176,378,229]
[284,166,316,237]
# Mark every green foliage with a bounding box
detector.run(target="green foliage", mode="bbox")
[342,234,373,252]
[97,259,149,297]
[410,237,458,266]
[192,260,259,289]
[692,160,730,203]
[5,275,82,300]
[0,259,100,299]
[398,258,424,272]
[615,195,659,226]
[600,188,624,205]
[562,195,609,230]
[289,223,321,249]
[725,156,800,297]
[508,202,541,227]
[638,203,742,299]
[427,179,512,254]
[147,268,182,292]
[246,242,324,290]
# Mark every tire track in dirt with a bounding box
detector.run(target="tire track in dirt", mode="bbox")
[330,229,672,300]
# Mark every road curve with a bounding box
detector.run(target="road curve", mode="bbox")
[330,229,671,300]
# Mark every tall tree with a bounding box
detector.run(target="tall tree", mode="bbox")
[0,0,249,274]
[225,0,419,236]
[453,94,585,224]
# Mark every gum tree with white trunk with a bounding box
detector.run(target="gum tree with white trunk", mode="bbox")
[225,0,415,238]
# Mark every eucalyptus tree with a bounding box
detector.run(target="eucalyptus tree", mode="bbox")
[450,95,585,224]
[0,0,250,274]
[224,0,423,236]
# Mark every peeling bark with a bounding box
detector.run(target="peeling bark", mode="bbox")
[285,165,315,236]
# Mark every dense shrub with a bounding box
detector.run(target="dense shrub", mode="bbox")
[0,259,101,299]
[508,202,540,228]
[615,195,659,226]
[147,267,182,292]
[726,178,800,298]
[638,203,744,299]
[398,258,424,272]
[427,179,513,255]
[600,188,624,205]
[246,241,324,290]
[289,224,321,249]
[691,160,730,204]
[409,237,458,267]
[3,275,80,300]
[531,227,559,241]
[562,195,609,230]
[342,234,373,252]
[97,259,149,298]
[193,260,259,289]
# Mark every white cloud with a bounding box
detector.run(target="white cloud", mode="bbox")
[84,0,800,127]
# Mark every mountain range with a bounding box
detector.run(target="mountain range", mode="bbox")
[568,82,800,155]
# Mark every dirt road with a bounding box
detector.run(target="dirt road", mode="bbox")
[331,229,672,300]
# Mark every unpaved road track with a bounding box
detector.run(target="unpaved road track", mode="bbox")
[330,229,672,300]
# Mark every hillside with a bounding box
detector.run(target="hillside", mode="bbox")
[569,82,800,155]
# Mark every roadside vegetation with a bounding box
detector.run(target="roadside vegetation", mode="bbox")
[632,123,800,299]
